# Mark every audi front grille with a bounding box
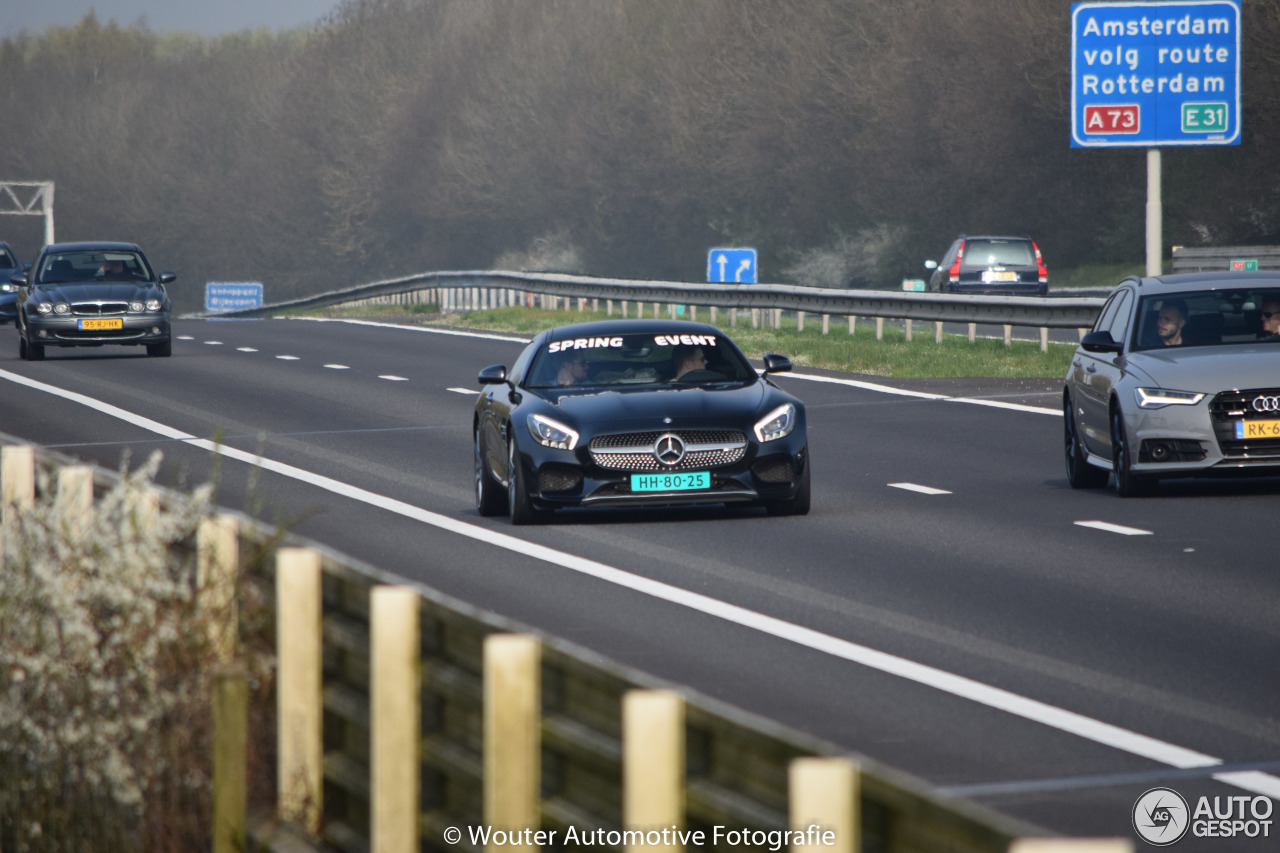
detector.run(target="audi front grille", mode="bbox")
[589,430,747,472]
[1209,388,1280,460]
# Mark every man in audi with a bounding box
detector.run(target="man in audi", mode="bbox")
[1063,273,1280,496]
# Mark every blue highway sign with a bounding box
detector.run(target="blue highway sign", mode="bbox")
[1071,0,1240,147]
[205,281,264,312]
[707,247,758,283]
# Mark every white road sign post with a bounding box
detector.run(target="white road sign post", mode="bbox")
[1071,0,1241,276]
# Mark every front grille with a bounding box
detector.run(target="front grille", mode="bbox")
[72,302,129,316]
[1209,388,1280,459]
[589,430,747,472]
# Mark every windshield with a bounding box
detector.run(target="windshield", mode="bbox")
[1133,289,1280,350]
[525,331,758,389]
[961,239,1034,266]
[37,250,152,284]
[0,248,16,269]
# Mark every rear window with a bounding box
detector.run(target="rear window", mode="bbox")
[961,239,1035,267]
[526,331,757,389]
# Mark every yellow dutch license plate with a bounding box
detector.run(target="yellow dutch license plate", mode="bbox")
[982,270,1018,283]
[1235,420,1280,439]
[78,318,123,331]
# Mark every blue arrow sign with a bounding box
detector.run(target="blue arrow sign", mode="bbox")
[707,247,758,283]
[1071,0,1241,147]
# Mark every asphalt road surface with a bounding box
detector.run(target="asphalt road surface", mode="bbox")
[1,316,1276,849]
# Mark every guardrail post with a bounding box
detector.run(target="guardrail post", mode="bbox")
[1004,325,1013,347]
[1008,840,1132,853]
[199,514,240,661]
[797,311,805,332]
[277,547,323,834]
[847,315,856,336]
[730,307,737,327]
[752,309,760,329]
[2,444,35,523]
[788,757,858,853]
[212,662,248,853]
[935,321,944,344]
[623,690,684,853]
[875,318,884,340]
[1040,327,1049,354]
[969,323,977,344]
[56,465,94,540]
[822,314,829,335]
[904,319,913,343]
[484,634,542,852]
[371,586,421,853]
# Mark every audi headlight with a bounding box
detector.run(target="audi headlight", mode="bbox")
[527,414,578,450]
[129,301,145,312]
[1135,387,1205,409]
[146,299,162,312]
[36,302,53,314]
[754,403,796,442]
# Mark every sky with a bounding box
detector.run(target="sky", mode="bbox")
[3,0,343,39]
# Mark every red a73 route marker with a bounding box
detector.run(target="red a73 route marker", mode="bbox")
[1084,104,1140,134]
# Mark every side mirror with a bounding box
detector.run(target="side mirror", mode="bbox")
[762,353,792,374]
[159,272,177,284]
[478,364,508,385]
[1080,330,1122,353]
[924,260,939,270]
[22,262,31,272]
[10,273,28,286]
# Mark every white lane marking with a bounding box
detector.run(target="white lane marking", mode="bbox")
[288,316,529,344]
[379,375,409,382]
[324,364,350,370]
[276,355,300,361]
[448,387,475,395]
[780,372,1061,416]
[889,483,952,496]
[1075,520,1153,536]
[177,335,195,340]
[237,347,258,353]
[4,366,1277,798]
[204,341,223,346]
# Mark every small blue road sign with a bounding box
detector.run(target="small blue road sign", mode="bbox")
[205,281,264,312]
[1071,0,1241,147]
[707,247,758,283]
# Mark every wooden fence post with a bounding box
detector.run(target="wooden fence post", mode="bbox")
[371,586,421,853]
[2,445,35,524]
[623,690,684,853]
[199,514,240,661]
[484,634,541,853]
[789,757,858,853]
[277,547,323,834]
[212,663,248,853]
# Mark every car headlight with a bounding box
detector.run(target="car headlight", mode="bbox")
[1135,387,1206,409]
[129,301,145,312]
[146,299,162,312]
[54,303,70,314]
[1,284,11,292]
[754,403,796,442]
[36,302,53,314]
[527,414,579,450]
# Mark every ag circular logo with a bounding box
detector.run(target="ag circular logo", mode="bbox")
[1133,787,1190,846]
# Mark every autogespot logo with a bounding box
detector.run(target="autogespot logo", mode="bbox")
[1134,787,1190,846]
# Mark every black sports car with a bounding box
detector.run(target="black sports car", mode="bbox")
[473,319,810,523]
[11,241,175,360]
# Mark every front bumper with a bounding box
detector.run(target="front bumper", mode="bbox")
[1124,387,1280,475]
[517,431,809,510]
[24,314,170,346]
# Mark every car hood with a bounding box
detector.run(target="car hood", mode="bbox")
[1129,344,1280,390]
[541,380,785,430]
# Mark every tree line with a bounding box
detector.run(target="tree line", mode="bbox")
[1,0,1278,313]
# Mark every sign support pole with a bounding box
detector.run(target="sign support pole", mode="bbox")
[1146,148,1162,277]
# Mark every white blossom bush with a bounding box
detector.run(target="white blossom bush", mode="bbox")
[0,453,257,852]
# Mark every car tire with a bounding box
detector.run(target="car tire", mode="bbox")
[146,338,172,357]
[1110,405,1153,497]
[507,437,550,525]
[765,449,811,516]
[21,335,44,361]
[475,429,507,517]
[1064,394,1107,489]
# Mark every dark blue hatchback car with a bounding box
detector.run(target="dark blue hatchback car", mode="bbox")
[0,242,21,324]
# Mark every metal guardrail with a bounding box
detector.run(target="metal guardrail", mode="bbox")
[1171,245,1280,273]
[191,270,1107,331]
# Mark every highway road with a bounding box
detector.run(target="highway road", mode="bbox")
[1,316,1276,849]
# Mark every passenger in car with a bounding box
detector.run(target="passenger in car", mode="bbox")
[1259,297,1280,340]
[556,352,589,386]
